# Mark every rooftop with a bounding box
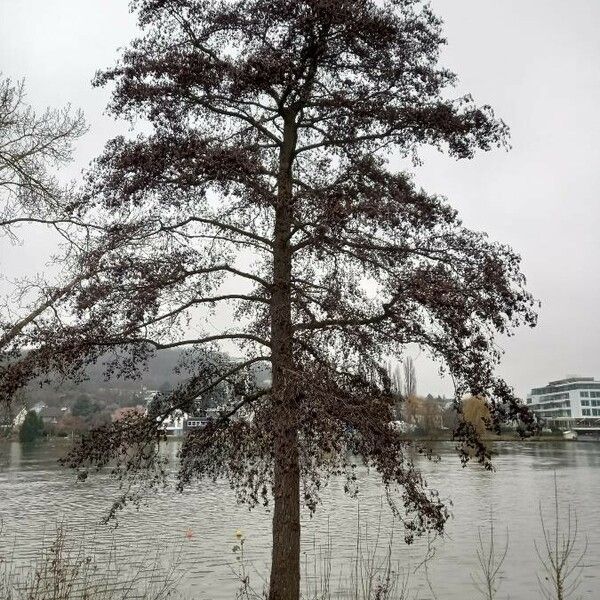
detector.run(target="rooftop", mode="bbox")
[548,376,594,386]
[530,376,600,397]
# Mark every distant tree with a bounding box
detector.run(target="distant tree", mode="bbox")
[462,396,491,439]
[0,403,13,437]
[18,410,44,443]
[4,2,537,599]
[87,410,112,429]
[146,392,169,420]
[403,357,417,399]
[442,404,459,430]
[57,414,87,436]
[400,395,440,434]
[71,395,98,419]
[387,362,403,419]
[421,398,442,434]
[403,394,421,426]
[0,73,94,407]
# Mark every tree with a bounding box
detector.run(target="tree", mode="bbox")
[71,395,99,419]
[420,397,442,434]
[442,403,459,431]
[4,2,537,599]
[18,410,44,443]
[402,394,421,427]
[535,474,587,600]
[0,75,86,235]
[147,391,169,420]
[57,414,87,437]
[0,74,90,399]
[387,361,403,419]
[462,396,491,439]
[403,357,417,399]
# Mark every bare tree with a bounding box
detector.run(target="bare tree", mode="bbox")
[3,2,538,599]
[535,474,587,600]
[0,75,86,236]
[386,362,403,419]
[0,74,89,372]
[471,509,509,600]
[402,358,417,399]
[387,362,403,398]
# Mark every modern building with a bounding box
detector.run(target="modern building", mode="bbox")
[527,376,600,436]
[182,416,211,433]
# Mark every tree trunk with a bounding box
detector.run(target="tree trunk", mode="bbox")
[269,423,301,599]
[268,112,300,600]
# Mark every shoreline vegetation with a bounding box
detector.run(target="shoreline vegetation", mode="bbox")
[0,431,571,445]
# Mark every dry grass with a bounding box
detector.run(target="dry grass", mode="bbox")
[0,521,183,600]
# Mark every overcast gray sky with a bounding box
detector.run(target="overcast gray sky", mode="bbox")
[1,0,599,398]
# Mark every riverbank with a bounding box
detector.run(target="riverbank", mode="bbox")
[404,432,567,442]
[0,431,569,444]
[154,431,570,443]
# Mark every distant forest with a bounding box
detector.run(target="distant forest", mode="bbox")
[11,349,270,411]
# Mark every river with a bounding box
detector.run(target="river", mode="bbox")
[1,439,599,599]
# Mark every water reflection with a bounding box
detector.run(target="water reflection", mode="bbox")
[0,439,599,599]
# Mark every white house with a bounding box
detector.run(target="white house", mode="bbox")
[157,410,188,436]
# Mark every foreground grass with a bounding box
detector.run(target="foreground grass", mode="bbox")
[0,523,182,600]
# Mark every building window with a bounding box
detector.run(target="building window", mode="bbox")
[594,409,600,416]
[582,400,589,406]
[581,391,589,398]
[582,409,591,416]
[527,398,532,404]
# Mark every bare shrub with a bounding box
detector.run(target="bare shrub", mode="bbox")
[535,474,588,600]
[0,521,182,600]
[470,509,509,600]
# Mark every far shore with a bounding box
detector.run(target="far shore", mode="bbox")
[1,432,576,444]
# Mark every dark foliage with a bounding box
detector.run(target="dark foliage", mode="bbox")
[71,395,100,419]
[2,2,537,598]
[18,410,44,443]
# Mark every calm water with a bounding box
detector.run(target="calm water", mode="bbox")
[1,439,599,599]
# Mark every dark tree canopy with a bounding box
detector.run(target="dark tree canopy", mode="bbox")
[2,2,537,598]
[18,410,44,444]
[71,395,100,419]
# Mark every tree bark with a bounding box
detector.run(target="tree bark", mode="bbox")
[268,113,300,600]
[269,424,301,600]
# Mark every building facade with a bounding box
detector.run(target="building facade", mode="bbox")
[527,376,600,432]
